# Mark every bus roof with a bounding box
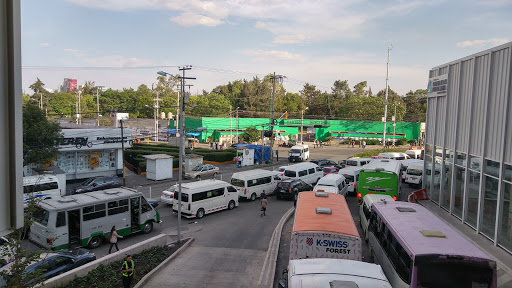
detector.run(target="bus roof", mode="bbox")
[39,187,141,210]
[362,159,401,175]
[294,191,359,237]
[231,169,274,178]
[372,201,493,260]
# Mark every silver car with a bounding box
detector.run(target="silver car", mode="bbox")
[184,164,219,179]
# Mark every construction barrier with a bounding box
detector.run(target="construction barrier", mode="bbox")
[408,188,429,203]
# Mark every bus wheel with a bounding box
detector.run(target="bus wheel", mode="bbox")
[250,193,256,201]
[143,222,153,234]
[88,236,103,249]
[196,208,205,219]
[228,200,235,210]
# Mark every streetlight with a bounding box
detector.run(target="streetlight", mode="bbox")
[393,102,400,146]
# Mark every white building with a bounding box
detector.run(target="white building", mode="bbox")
[425,41,512,253]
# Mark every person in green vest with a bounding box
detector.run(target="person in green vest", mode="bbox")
[121,254,135,288]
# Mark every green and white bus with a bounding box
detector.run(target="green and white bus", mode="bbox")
[357,159,401,205]
[29,187,161,250]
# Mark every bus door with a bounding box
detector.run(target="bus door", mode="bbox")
[67,209,81,247]
[130,197,141,232]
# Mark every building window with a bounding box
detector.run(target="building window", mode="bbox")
[498,181,512,251]
[484,159,500,178]
[465,168,480,229]
[442,150,452,213]
[425,151,434,203]
[452,165,465,218]
[481,175,499,239]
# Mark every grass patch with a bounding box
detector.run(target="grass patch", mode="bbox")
[60,244,181,288]
[353,148,407,158]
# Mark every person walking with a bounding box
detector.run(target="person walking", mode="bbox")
[276,149,279,161]
[261,194,268,217]
[108,225,123,254]
[121,254,135,288]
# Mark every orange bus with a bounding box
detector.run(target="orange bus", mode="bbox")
[289,191,362,261]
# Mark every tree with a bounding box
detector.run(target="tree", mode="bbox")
[23,103,62,167]
[332,80,353,100]
[48,92,75,117]
[300,83,322,116]
[403,89,427,122]
[276,92,303,113]
[353,81,368,97]
[240,126,261,143]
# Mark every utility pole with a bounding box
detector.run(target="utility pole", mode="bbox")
[155,91,161,142]
[230,106,232,144]
[236,109,239,143]
[96,86,104,126]
[120,119,126,185]
[301,109,304,143]
[177,66,195,244]
[261,125,264,164]
[393,103,398,146]
[382,46,392,147]
[268,73,285,162]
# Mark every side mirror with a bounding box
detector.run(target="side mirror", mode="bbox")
[278,278,287,288]
[293,188,299,192]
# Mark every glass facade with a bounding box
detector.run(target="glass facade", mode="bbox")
[499,181,512,251]
[481,175,499,239]
[441,149,453,212]
[466,169,480,228]
[425,151,435,203]
[452,165,465,218]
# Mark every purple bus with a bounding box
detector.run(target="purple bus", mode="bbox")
[368,201,497,288]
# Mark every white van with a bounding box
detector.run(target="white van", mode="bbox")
[405,162,425,187]
[313,174,348,197]
[172,179,239,218]
[23,175,64,207]
[405,149,422,159]
[378,152,410,160]
[230,169,279,201]
[345,158,372,167]
[282,162,323,185]
[288,145,310,162]
[338,166,364,195]
[359,194,395,241]
[400,159,423,182]
[280,259,392,288]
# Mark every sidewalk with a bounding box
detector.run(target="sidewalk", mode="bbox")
[418,200,512,288]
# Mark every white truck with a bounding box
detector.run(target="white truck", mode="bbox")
[288,145,309,162]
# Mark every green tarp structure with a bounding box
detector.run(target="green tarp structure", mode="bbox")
[172,117,421,142]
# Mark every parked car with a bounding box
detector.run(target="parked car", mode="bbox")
[147,199,159,208]
[338,159,347,168]
[274,179,312,201]
[1,248,96,286]
[310,159,340,169]
[184,164,220,179]
[72,176,123,194]
[0,237,14,268]
[322,166,338,176]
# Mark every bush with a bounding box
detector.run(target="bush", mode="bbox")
[365,139,380,145]
[396,138,408,146]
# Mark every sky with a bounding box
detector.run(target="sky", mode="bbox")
[21,0,512,96]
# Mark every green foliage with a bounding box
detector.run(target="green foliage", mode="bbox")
[365,139,380,145]
[188,92,231,117]
[353,148,408,158]
[239,127,261,143]
[23,103,63,167]
[61,246,175,288]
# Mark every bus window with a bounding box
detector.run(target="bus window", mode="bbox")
[141,198,152,214]
[83,204,106,221]
[56,211,66,227]
[298,170,307,177]
[230,178,245,187]
[33,207,49,226]
[284,170,297,177]
[308,168,315,174]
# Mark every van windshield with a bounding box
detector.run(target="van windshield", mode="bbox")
[289,149,301,154]
[230,178,245,187]
[33,207,49,227]
[346,160,358,166]
[173,192,189,202]
[407,169,423,176]
[344,175,355,182]
[284,170,296,177]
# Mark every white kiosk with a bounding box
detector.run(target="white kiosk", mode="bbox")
[144,154,173,180]
[237,147,255,167]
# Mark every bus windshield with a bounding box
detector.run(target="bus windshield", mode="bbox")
[230,178,245,187]
[407,169,422,176]
[417,261,494,288]
[344,175,355,182]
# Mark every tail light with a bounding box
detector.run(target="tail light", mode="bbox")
[188,203,191,210]
[357,193,362,204]
[289,187,292,192]
[392,196,397,201]
[47,238,53,244]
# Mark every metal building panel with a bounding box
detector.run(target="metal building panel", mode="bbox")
[445,64,459,149]
[456,61,472,152]
[505,75,512,163]
[426,97,436,143]
[485,47,510,160]
[469,54,490,155]
[435,96,446,146]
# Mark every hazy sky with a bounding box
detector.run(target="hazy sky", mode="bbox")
[21,0,511,95]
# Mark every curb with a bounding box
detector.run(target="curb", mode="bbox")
[258,207,295,288]
[417,200,512,277]
[133,237,195,288]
